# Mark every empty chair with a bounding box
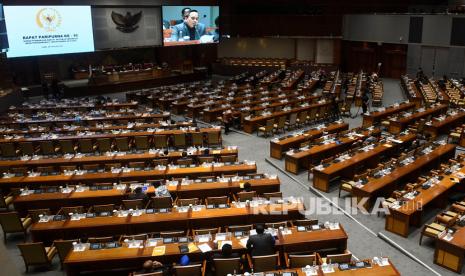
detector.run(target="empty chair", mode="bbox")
[198,156,214,164]
[90,204,115,213]
[207,131,221,146]
[11,167,27,175]
[227,224,254,234]
[248,253,280,272]
[285,113,297,130]
[263,192,283,200]
[115,137,130,151]
[292,219,318,227]
[122,199,145,210]
[177,158,193,166]
[0,191,14,211]
[60,165,77,173]
[88,236,114,243]
[220,155,237,163]
[419,222,446,245]
[0,143,18,157]
[28,209,51,223]
[129,162,146,169]
[36,166,54,173]
[53,239,78,269]
[273,116,286,134]
[265,221,288,229]
[236,191,256,202]
[104,163,121,170]
[213,257,242,276]
[135,136,150,150]
[119,233,148,242]
[149,196,173,209]
[173,261,206,276]
[177,198,199,206]
[18,142,36,156]
[58,140,76,154]
[78,139,95,153]
[206,196,229,205]
[193,227,221,236]
[160,230,186,238]
[17,242,57,272]
[57,206,84,215]
[96,138,113,152]
[153,158,169,166]
[285,253,317,268]
[191,132,204,147]
[173,133,186,148]
[82,164,101,171]
[296,111,308,127]
[324,251,352,264]
[257,119,274,137]
[0,212,32,243]
[153,135,168,148]
[39,140,57,155]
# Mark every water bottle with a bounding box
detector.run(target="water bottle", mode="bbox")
[179,31,184,41]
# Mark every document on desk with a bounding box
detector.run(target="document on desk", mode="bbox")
[198,243,212,253]
[239,237,248,248]
[152,246,165,256]
[188,242,199,252]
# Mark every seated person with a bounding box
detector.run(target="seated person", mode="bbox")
[242,182,252,192]
[153,180,170,197]
[135,260,168,275]
[128,187,149,204]
[170,10,207,41]
[213,243,240,259]
[246,223,275,256]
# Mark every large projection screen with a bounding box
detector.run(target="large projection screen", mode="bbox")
[4,6,94,58]
[162,6,219,47]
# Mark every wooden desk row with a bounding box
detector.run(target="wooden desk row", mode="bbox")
[13,177,280,215]
[362,102,415,127]
[435,221,465,273]
[64,225,348,276]
[386,157,465,237]
[312,133,416,192]
[243,101,331,134]
[0,121,193,137]
[0,147,237,170]
[0,113,170,127]
[202,94,320,124]
[31,201,306,244]
[0,127,221,144]
[10,101,139,113]
[270,122,349,159]
[423,109,465,138]
[0,163,257,188]
[388,103,448,134]
[352,143,456,210]
[285,128,381,175]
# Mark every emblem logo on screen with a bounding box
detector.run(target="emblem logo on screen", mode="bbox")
[111,11,142,33]
[36,8,62,32]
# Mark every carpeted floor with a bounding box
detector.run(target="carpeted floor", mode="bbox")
[0,78,453,275]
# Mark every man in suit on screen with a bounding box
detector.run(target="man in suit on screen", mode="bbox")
[170,10,207,41]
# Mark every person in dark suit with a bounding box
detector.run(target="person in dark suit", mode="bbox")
[127,187,149,205]
[212,243,240,259]
[246,224,275,256]
[135,260,169,275]
[170,10,208,41]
